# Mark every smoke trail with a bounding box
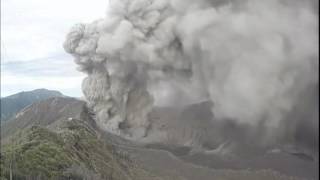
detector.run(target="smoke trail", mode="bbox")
[64,0,318,148]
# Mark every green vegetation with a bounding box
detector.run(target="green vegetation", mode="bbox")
[0,119,163,180]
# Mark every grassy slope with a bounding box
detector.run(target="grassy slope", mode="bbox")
[0,119,167,180]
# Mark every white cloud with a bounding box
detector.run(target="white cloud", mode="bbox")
[1,0,108,96]
[1,0,108,62]
[1,72,85,97]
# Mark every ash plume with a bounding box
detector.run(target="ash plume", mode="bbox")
[64,0,318,150]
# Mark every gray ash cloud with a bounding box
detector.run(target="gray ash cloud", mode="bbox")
[64,0,318,152]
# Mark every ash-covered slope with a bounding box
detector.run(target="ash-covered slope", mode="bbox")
[145,88,318,154]
[145,101,218,147]
[144,100,318,179]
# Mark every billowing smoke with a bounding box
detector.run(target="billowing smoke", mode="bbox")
[64,0,318,151]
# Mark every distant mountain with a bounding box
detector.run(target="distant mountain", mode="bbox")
[1,97,86,139]
[0,89,64,121]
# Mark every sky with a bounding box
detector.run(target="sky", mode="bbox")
[1,0,108,97]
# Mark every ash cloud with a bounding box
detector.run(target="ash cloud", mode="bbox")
[64,0,318,150]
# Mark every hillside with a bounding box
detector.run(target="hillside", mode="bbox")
[0,97,172,180]
[0,89,63,121]
[0,119,166,180]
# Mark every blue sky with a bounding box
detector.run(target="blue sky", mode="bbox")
[1,0,108,97]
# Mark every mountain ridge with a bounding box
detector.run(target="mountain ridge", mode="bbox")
[1,89,64,121]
